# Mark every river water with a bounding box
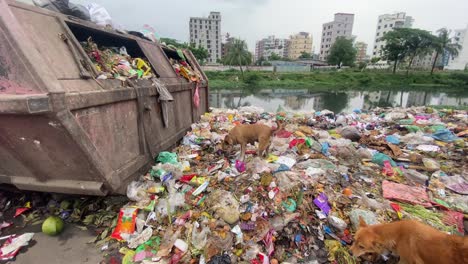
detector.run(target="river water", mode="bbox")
[209,88,468,113]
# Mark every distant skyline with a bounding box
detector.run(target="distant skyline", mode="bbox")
[74,0,468,55]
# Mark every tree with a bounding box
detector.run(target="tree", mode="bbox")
[327,37,357,68]
[404,29,434,75]
[299,51,312,59]
[159,38,208,64]
[223,38,252,80]
[370,57,380,64]
[268,53,281,61]
[381,28,411,74]
[188,44,209,64]
[430,28,462,75]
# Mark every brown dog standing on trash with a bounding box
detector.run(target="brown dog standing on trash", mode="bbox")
[350,217,468,264]
[223,120,283,161]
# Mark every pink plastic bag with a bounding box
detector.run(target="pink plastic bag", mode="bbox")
[193,83,200,108]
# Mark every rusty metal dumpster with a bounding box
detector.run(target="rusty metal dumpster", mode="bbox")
[0,0,209,195]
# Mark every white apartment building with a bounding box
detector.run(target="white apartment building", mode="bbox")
[446,25,468,70]
[255,35,289,61]
[189,12,221,64]
[372,12,413,58]
[319,13,355,61]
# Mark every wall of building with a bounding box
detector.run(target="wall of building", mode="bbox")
[319,13,355,61]
[287,32,313,59]
[372,12,413,58]
[446,25,468,70]
[355,41,368,62]
[189,12,222,63]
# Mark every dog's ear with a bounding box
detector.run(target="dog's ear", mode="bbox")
[224,135,233,145]
[359,216,368,228]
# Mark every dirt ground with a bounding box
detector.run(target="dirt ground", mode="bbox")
[6,225,102,264]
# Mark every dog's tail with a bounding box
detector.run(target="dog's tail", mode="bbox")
[272,120,284,136]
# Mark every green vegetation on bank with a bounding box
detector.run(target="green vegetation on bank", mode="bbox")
[206,70,468,91]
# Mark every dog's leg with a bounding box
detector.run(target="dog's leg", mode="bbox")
[258,137,269,157]
[240,143,246,161]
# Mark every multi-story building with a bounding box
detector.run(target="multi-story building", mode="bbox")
[189,12,221,64]
[221,33,235,59]
[446,25,468,70]
[372,12,413,58]
[354,41,368,63]
[319,13,355,61]
[255,35,290,61]
[412,52,438,70]
[287,32,313,60]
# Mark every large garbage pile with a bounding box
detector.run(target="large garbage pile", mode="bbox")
[0,106,466,263]
[103,106,467,264]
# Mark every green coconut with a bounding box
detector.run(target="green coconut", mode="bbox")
[42,216,64,236]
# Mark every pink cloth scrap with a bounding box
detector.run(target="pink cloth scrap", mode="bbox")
[382,180,432,207]
[443,211,465,233]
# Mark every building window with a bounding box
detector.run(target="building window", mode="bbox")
[378,26,381,29]
[374,45,377,49]
[199,25,202,29]
[384,24,387,28]
[328,26,331,29]
[376,33,380,36]
[337,30,340,34]
[379,19,382,23]
[344,30,346,34]
[323,27,326,30]
[389,24,393,27]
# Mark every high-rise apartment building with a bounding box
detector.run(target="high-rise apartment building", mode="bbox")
[446,25,468,70]
[354,41,368,63]
[255,35,289,61]
[287,32,313,60]
[189,12,221,63]
[372,12,413,58]
[319,13,355,61]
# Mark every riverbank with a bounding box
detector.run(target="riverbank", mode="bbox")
[206,70,468,91]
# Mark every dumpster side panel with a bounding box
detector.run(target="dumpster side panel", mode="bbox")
[0,23,42,95]
[72,100,142,171]
[0,115,99,182]
[11,7,81,79]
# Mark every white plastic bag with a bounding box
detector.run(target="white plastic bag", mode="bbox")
[86,3,112,27]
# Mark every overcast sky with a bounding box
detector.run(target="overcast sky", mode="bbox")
[75,0,468,54]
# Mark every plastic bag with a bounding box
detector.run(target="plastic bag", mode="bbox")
[339,126,361,141]
[431,129,459,142]
[156,152,178,164]
[206,190,240,224]
[422,158,440,171]
[349,209,378,230]
[127,181,149,202]
[328,215,347,232]
[111,207,138,241]
[385,135,400,145]
[371,152,396,167]
[86,3,112,26]
[403,169,428,185]
[191,222,211,250]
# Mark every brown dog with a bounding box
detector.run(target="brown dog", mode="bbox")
[223,121,282,161]
[350,217,468,264]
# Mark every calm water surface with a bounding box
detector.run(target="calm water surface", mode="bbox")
[209,88,468,113]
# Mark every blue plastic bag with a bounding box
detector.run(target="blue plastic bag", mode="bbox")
[431,129,459,142]
[385,135,400,145]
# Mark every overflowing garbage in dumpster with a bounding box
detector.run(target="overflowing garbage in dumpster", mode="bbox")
[0,106,466,263]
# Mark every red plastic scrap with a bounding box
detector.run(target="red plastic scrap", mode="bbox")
[289,138,305,149]
[382,180,432,207]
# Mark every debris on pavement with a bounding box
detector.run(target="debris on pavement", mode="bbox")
[0,106,466,263]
